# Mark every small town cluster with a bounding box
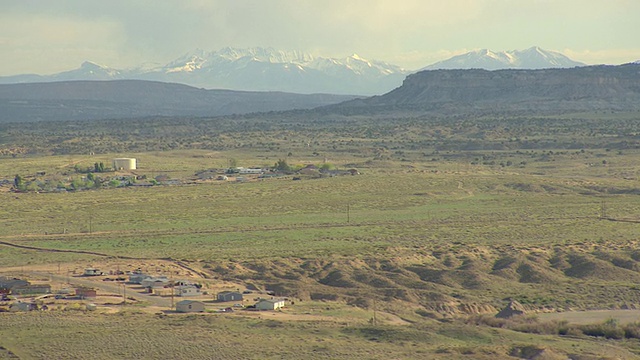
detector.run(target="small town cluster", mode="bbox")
[0,264,290,315]
[2,157,359,193]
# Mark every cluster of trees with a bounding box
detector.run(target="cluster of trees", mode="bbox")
[12,173,137,193]
[73,162,109,174]
[273,159,335,172]
[225,159,335,175]
[93,162,107,172]
[271,159,336,173]
[273,159,291,172]
[13,174,24,191]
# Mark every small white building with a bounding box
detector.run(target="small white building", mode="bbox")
[255,298,286,311]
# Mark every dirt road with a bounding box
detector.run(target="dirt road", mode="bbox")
[538,309,640,325]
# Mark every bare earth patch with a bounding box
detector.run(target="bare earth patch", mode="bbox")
[538,310,640,325]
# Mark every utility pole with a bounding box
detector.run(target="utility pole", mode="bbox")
[347,204,350,224]
[170,285,174,310]
[122,283,126,305]
[170,271,174,310]
[600,200,607,219]
[372,298,377,326]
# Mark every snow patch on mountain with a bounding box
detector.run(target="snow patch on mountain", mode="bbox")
[424,46,585,70]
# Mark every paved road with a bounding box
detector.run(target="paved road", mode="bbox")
[31,272,174,308]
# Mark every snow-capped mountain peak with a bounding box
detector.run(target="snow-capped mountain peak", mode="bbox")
[165,57,205,73]
[424,46,585,70]
[209,47,314,64]
[163,49,209,73]
[52,61,122,79]
[80,61,109,70]
[0,47,408,95]
[122,47,407,95]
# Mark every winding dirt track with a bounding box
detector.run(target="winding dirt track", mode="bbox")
[0,240,145,259]
[0,240,210,279]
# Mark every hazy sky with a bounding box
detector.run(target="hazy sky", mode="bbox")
[1,0,639,75]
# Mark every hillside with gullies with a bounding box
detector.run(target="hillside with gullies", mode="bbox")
[204,239,640,319]
[331,63,640,114]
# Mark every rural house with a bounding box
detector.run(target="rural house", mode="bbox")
[128,271,151,284]
[0,277,28,288]
[177,285,201,297]
[176,300,205,313]
[217,291,243,302]
[1,277,51,295]
[10,301,38,312]
[12,284,51,295]
[140,276,170,289]
[75,287,97,299]
[0,277,30,293]
[255,298,285,311]
[83,268,103,276]
[298,165,320,176]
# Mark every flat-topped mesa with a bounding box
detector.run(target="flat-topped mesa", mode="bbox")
[333,63,640,113]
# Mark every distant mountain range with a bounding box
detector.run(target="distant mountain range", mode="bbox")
[331,63,640,114]
[0,48,407,96]
[422,47,585,70]
[2,62,639,123]
[0,80,357,123]
[0,47,588,96]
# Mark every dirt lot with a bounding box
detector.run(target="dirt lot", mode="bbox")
[538,309,640,325]
[0,259,251,312]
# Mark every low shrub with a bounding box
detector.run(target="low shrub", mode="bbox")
[622,322,640,339]
[580,323,625,339]
[468,314,579,336]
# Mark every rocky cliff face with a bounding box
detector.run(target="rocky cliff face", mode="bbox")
[335,64,640,113]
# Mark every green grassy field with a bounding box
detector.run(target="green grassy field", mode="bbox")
[3,112,640,358]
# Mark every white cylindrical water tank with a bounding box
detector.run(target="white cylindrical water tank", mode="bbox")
[113,158,137,170]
